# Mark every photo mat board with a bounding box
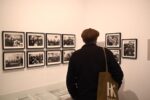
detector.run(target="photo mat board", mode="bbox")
[62,34,76,48]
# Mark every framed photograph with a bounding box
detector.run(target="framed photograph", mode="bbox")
[46,33,61,48]
[46,50,61,65]
[105,33,121,48]
[62,49,75,63]
[3,51,25,70]
[122,39,137,59]
[2,31,25,49]
[26,32,45,49]
[110,49,121,64]
[62,34,75,48]
[27,51,45,67]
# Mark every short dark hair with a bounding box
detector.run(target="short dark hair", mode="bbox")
[81,28,99,43]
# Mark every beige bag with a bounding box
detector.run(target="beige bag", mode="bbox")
[97,48,119,100]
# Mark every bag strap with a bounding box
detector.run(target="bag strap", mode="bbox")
[102,48,108,72]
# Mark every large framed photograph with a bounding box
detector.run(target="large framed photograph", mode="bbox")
[46,33,61,49]
[122,39,137,59]
[110,49,121,64]
[46,50,61,65]
[27,51,45,68]
[2,31,25,49]
[26,32,45,49]
[62,34,75,48]
[3,51,25,70]
[105,33,121,48]
[62,49,75,63]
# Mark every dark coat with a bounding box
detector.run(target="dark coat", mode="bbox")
[66,43,123,100]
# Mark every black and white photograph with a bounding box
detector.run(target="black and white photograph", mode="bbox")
[46,33,61,48]
[27,51,45,67]
[105,33,121,48]
[26,32,45,49]
[122,39,137,59]
[47,50,61,65]
[2,31,25,49]
[3,51,25,70]
[110,49,121,64]
[62,34,75,48]
[62,49,75,63]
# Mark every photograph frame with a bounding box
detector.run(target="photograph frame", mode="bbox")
[27,51,45,68]
[46,50,62,66]
[62,49,75,64]
[122,39,137,59]
[62,34,76,48]
[2,31,25,50]
[105,32,121,48]
[26,32,45,49]
[46,33,62,49]
[3,51,25,70]
[110,49,121,64]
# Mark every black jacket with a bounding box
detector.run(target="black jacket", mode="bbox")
[66,43,123,100]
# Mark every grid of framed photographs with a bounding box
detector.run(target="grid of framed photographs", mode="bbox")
[2,31,76,70]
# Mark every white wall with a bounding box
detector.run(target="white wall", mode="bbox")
[0,0,150,100]
[84,0,150,100]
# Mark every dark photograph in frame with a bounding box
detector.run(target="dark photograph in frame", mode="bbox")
[27,51,45,68]
[46,50,61,65]
[110,49,121,64]
[2,31,25,49]
[62,34,75,48]
[26,32,45,49]
[62,49,75,64]
[122,39,137,59]
[46,33,61,49]
[105,33,121,48]
[3,51,25,70]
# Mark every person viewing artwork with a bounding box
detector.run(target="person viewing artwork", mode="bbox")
[66,28,124,100]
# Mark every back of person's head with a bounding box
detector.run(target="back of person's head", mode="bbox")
[81,28,99,44]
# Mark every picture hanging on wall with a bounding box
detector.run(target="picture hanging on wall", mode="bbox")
[62,49,75,63]
[2,31,25,50]
[62,34,76,48]
[3,51,25,70]
[27,51,45,68]
[122,39,137,59]
[105,33,121,48]
[46,50,61,65]
[110,49,121,64]
[46,33,61,49]
[26,32,45,49]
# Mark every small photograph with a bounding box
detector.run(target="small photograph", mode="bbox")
[46,33,61,48]
[122,39,137,59]
[62,34,75,48]
[110,49,121,64]
[3,51,25,70]
[2,31,25,49]
[27,51,45,67]
[26,32,45,49]
[47,50,61,65]
[62,49,75,63]
[105,33,121,48]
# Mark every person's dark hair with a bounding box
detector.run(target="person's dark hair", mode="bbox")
[81,28,99,44]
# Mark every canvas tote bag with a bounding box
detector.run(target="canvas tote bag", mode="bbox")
[97,48,119,100]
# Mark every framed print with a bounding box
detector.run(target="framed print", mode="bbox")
[46,33,61,48]
[46,50,61,65]
[62,34,76,48]
[105,33,121,48]
[110,49,121,64]
[2,31,25,49]
[27,51,45,67]
[3,51,25,70]
[62,49,75,63]
[122,39,137,59]
[26,32,45,49]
